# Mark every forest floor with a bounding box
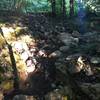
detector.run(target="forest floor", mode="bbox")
[0,13,100,100]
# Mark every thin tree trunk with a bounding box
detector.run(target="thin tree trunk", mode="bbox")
[62,0,66,17]
[51,0,56,16]
[70,0,74,17]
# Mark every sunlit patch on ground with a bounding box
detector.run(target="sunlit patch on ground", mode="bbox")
[0,21,40,92]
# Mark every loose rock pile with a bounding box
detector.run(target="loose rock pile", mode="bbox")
[0,15,100,100]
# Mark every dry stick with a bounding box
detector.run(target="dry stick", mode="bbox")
[0,29,46,99]
[7,44,19,89]
[0,29,19,99]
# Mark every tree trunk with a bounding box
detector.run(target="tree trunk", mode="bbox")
[62,0,66,17]
[70,0,74,17]
[51,0,56,16]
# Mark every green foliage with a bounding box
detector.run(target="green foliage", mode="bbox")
[0,0,75,15]
[74,0,78,16]
[0,0,99,15]
[0,0,51,13]
[65,0,70,16]
[25,0,51,13]
[55,0,62,15]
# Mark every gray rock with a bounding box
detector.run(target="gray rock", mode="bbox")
[55,62,62,67]
[82,32,100,43]
[44,32,50,36]
[68,64,82,74]
[72,31,80,37]
[13,95,34,100]
[84,31,99,37]
[66,53,82,61]
[45,86,72,100]
[59,46,70,52]
[84,65,94,76]
[45,89,62,100]
[55,62,66,74]
[79,83,100,100]
[12,41,28,53]
[84,32,96,36]
[66,54,92,74]
[49,50,62,58]
[13,95,26,100]
[90,57,100,64]
[59,33,79,46]
[57,58,66,62]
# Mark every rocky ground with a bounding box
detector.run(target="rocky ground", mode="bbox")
[0,14,100,100]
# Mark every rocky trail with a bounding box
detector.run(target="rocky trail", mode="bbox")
[0,14,100,100]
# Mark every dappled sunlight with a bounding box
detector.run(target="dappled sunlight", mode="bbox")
[0,0,99,99]
[77,56,93,76]
[0,21,56,94]
[1,80,14,92]
[0,22,39,92]
[0,34,6,48]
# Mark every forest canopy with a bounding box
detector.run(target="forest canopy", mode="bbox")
[0,0,99,16]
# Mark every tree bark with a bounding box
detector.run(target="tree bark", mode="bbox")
[51,0,56,16]
[62,0,66,17]
[70,0,74,17]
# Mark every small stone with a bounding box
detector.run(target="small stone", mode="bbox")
[49,50,62,58]
[13,41,28,53]
[72,31,80,37]
[90,57,100,64]
[20,51,29,61]
[57,58,66,62]
[51,83,56,88]
[60,33,79,45]
[13,95,26,100]
[55,62,62,67]
[66,53,82,61]
[55,62,66,74]
[84,65,93,76]
[38,50,47,57]
[44,32,50,36]
[59,46,70,52]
